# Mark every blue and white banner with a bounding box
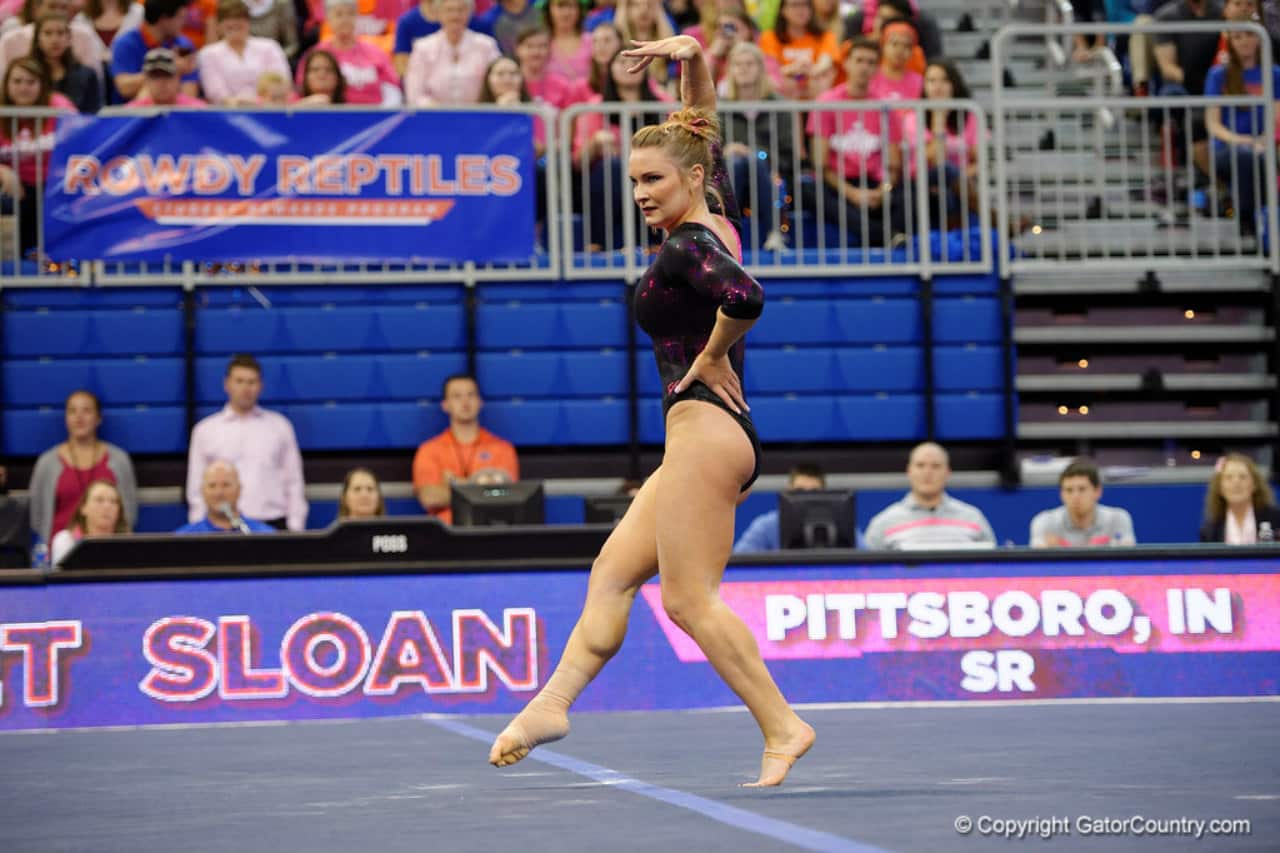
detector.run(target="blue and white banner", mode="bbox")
[43,110,536,263]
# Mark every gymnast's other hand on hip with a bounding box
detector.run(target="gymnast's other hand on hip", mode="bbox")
[674,351,748,415]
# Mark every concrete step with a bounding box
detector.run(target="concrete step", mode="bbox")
[1016,373,1277,393]
[1019,420,1278,439]
[1014,325,1275,345]
[1014,268,1273,295]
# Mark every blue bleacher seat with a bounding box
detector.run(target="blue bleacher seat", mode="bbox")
[933,346,1004,392]
[478,352,560,397]
[279,306,377,353]
[935,393,1006,440]
[633,350,664,396]
[3,356,184,411]
[558,302,627,348]
[98,406,187,453]
[373,304,467,351]
[832,299,921,344]
[282,403,381,450]
[933,297,1003,343]
[281,355,382,401]
[745,348,837,394]
[3,408,66,455]
[482,400,562,445]
[562,399,628,444]
[751,395,839,441]
[561,350,628,397]
[377,352,467,400]
[836,395,926,440]
[6,311,91,356]
[195,308,285,354]
[747,299,836,345]
[378,401,448,447]
[638,398,665,444]
[477,302,559,349]
[92,310,184,355]
[833,347,924,392]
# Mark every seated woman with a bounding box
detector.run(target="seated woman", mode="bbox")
[0,56,75,256]
[758,0,841,100]
[30,390,138,551]
[900,59,982,230]
[29,12,102,112]
[294,48,347,104]
[50,479,131,567]
[719,42,797,251]
[1204,22,1280,237]
[337,467,386,520]
[1200,454,1280,544]
[481,53,550,228]
[570,46,671,250]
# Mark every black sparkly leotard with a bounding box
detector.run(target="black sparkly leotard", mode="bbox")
[633,146,766,491]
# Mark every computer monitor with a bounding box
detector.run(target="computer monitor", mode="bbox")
[451,481,545,527]
[583,495,634,525]
[777,489,856,549]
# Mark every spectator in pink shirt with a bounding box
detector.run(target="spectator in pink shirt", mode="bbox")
[126,48,209,106]
[868,17,921,101]
[0,56,74,254]
[294,47,347,103]
[186,354,308,531]
[564,17,616,103]
[198,0,291,105]
[404,0,499,105]
[515,25,569,109]
[301,0,402,105]
[543,0,589,85]
[806,37,906,246]
[901,58,982,230]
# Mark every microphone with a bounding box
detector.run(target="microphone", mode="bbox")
[217,502,252,534]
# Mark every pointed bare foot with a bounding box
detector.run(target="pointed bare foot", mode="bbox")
[741,721,815,788]
[487,700,570,768]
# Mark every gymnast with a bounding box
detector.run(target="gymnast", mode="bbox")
[489,34,814,787]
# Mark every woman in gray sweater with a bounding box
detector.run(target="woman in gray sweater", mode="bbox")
[29,390,137,547]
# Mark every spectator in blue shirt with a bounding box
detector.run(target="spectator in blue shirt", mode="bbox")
[393,0,443,76]
[733,464,827,553]
[176,460,275,534]
[111,0,200,103]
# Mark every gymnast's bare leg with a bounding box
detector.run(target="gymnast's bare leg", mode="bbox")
[488,471,661,767]
[656,401,814,787]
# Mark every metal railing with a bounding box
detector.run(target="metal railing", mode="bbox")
[992,20,1280,277]
[555,98,993,281]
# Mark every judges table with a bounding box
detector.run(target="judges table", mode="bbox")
[0,520,1275,732]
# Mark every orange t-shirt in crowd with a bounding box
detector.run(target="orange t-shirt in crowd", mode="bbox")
[412,427,520,525]
[759,29,844,84]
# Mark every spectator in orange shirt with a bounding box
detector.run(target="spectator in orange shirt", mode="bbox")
[412,373,519,525]
[759,0,841,99]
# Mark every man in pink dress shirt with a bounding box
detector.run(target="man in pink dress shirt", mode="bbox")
[186,354,308,531]
[197,0,292,105]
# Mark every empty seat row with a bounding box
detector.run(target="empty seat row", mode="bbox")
[196,304,466,354]
[4,406,187,456]
[193,353,468,404]
[3,357,185,407]
[5,309,184,357]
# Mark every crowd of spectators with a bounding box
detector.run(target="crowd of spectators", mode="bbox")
[19,358,1279,566]
[3,0,1277,252]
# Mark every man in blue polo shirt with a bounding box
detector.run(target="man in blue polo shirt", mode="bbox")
[111,0,200,103]
[176,460,275,534]
[733,464,827,553]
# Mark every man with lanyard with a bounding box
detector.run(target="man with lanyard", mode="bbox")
[412,373,520,524]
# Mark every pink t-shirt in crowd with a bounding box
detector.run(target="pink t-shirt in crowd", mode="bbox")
[546,32,591,84]
[0,93,75,185]
[806,84,902,183]
[404,29,500,105]
[526,71,572,110]
[868,69,923,102]
[900,110,981,175]
[307,39,401,105]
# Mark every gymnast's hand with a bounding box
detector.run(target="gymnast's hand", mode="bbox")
[675,351,748,415]
[622,35,702,74]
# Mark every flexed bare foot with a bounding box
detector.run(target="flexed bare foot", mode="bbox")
[488,695,571,768]
[741,720,815,788]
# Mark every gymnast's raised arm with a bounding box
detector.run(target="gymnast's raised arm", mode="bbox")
[621,34,716,113]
